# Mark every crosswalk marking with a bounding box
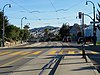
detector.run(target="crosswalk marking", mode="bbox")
[68,51,75,54]
[49,50,56,54]
[20,52,30,55]
[80,51,82,54]
[0,50,99,56]
[9,51,23,55]
[0,52,10,56]
[31,51,42,55]
[59,51,63,54]
[91,51,98,54]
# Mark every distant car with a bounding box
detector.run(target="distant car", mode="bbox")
[62,36,71,42]
[77,37,83,44]
[85,36,93,42]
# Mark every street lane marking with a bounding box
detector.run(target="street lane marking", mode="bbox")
[68,51,75,54]
[20,52,30,55]
[80,51,82,54]
[1,51,98,56]
[59,51,63,54]
[9,51,23,55]
[0,52,10,56]
[0,55,28,67]
[0,51,42,67]
[49,50,56,54]
[31,51,42,55]
[91,51,98,54]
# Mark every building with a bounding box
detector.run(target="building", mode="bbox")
[84,24,100,42]
[70,23,81,41]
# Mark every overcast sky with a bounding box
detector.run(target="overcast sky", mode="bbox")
[0,0,100,28]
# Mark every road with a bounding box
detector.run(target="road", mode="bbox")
[0,42,99,75]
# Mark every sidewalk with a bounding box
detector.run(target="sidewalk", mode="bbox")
[0,42,28,49]
[55,55,100,75]
[85,45,100,52]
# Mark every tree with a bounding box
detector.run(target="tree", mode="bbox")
[22,25,30,41]
[96,3,100,30]
[23,25,30,30]
[0,11,9,38]
[5,25,20,41]
[59,23,70,40]
[96,3,100,22]
[44,28,49,36]
[44,28,49,41]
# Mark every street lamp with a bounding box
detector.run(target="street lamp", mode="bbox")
[2,4,11,47]
[21,17,27,44]
[21,17,27,30]
[26,23,30,26]
[86,1,96,46]
[65,22,70,26]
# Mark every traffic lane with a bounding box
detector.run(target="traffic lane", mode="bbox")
[0,58,34,74]
[0,50,37,66]
[4,42,62,75]
[0,42,54,66]
[0,42,51,61]
[87,54,100,73]
[9,56,53,75]
[0,42,57,75]
[0,50,48,75]
[0,49,49,67]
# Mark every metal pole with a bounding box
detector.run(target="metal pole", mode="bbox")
[86,1,96,46]
[2,9,4,47]
[20,17,27,44]
[2,4,11,47]
[82,13,85,58]
[93,3,96,46]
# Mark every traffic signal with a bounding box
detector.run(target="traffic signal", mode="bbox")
[79,12,82,19]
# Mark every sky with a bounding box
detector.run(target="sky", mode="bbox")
[0,0,100,29]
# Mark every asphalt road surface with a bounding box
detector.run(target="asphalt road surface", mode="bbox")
[0,42,100,75]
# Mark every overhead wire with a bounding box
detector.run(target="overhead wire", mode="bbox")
[49,0,56,11]
[9,0,45,26]
[9,0,89,26]
[10,0,41,19]
[8,16,71,20]
[48,0,60,25]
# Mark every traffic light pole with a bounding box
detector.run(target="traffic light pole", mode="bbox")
[78,12,87,62]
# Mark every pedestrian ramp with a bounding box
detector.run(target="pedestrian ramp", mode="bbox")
[0,50,98,56]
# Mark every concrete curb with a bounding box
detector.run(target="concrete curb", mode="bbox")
[0,42,28,49]
[86,56,100,75]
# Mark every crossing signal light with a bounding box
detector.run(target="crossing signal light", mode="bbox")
[79,12,82,19]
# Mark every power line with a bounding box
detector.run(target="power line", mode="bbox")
[49,0,57,11]
[9,0,45,26]
[10,0,30,12]
[8,16,73,20]
[10,0,41,19]
[48,0,60,25]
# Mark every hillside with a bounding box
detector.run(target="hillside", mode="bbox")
[30,26,59,32]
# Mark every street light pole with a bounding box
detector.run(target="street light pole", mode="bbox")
[86,1,96,46]
[2,4,11,47]
[21,17,27,44]
[26,23,30,26]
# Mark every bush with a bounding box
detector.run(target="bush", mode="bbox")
[97,42,100,45]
